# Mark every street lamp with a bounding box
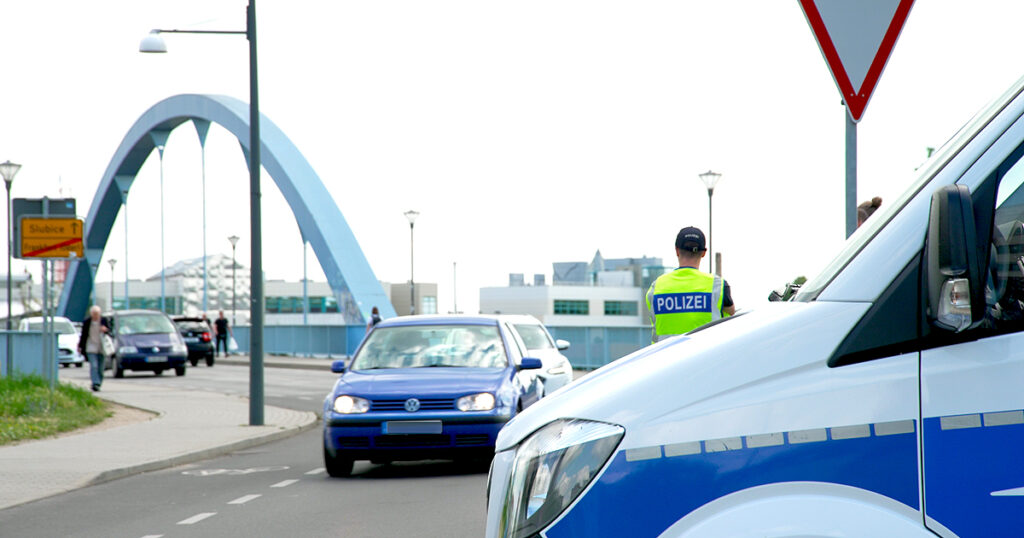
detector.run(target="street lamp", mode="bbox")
[228,235,240,328]
[698,170,722,275]
[1,160,21,379]
[404,210,419,315]
[108,259,117,310]
[122,189,130,309]
[151,137,167,313]
[141,1,266,425]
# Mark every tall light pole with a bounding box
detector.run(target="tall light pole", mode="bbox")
[122,189,130,309]
[149,133,168,313]
[1,160,21,379]
[193,120,212,314]
[229,235,240,328]
[108,259,117,310]
[404,210,419,315]
[141,0,266,425]
[698,170,722,275]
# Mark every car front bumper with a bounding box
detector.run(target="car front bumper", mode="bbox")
[324,411,511,461]
[118,353,188,371]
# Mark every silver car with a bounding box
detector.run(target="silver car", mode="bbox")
[504,316,573,395]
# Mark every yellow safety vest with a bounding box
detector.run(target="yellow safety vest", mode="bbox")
[646,267,725,343]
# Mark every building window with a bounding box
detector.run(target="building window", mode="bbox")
[554,299,589,315]
[324,296,339,313]
[421,296,438,315]
[604,300,639,316]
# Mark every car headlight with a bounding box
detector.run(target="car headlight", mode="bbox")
[118,346,137,354]
[457,392,496,411]
[172,343,188,353]
[501,419,624,538]
[332,395,370,414]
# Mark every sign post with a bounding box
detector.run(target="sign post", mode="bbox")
[799,0,915,237]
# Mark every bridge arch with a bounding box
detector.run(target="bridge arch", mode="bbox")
[58,94,395,324]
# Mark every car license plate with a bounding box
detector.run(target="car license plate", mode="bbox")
[146,356,168,363]
[382,420,443,435]
[183,337,199,343]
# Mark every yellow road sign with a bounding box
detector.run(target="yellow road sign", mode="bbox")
[20,217,84,258]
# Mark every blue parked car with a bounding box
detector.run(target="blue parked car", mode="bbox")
[110,310,189,377]
[322,315,545,477]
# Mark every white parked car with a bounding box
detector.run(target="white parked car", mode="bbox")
[504,316,573,395]
[19,316,85,368]
[486,74,1024,538]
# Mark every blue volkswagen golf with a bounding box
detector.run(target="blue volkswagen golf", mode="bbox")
[322,315,544,477]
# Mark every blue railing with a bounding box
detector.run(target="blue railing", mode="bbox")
[0,331,56,378]
[231,324,651,369]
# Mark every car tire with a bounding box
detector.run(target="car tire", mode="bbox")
[190,358,199,367]
[205,355,215,367]
[76,362,84,368]
[61,363,69,368]
[114,359,125,378]
[175,365,186,376]
[324,445,353,478]
[154,369,164,376]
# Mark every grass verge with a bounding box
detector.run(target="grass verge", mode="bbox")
[0,375,110,445]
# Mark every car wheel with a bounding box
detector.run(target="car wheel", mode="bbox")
[154,369,164,376]
[114,358,125,378]
[61,363,69,368]
[205,355,215,367]
[76,362,84,368]
[323,445,353,478]
[175,365,186,376]
[190,358,199,367]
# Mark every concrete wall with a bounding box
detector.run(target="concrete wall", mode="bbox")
[480,285,646,327]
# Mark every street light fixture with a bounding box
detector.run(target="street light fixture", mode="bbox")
[141,1,266,426]
[404,210,419,315]
[228,235,240,328]
[0,160,21,379]
[108,259,117,310]
[698,170,722,275]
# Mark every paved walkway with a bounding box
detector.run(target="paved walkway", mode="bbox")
[0,378,317,511]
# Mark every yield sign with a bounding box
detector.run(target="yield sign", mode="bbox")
[800,0,915,122]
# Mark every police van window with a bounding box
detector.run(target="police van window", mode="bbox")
[987,149,1024,329]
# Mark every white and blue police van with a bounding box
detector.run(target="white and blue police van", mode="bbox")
[486,74,1024,538]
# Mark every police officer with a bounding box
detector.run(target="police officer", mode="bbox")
[646,226,735,342]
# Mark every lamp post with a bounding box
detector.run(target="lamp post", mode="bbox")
[228,235,239,328]
[108,259,117,310]
[698,170,722,275]
[1,160,21,379]
[151,138,167,313]
[122,189,130,309]
[404,210,419,315]
[141,1,266,425]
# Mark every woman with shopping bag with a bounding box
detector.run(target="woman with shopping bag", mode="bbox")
[77,305,112,392]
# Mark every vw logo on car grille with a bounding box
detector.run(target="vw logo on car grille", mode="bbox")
[404,398,421,412]
[152,347,159,353]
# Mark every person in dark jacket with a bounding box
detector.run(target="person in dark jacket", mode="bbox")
[366,306,383,332]
[77,306,111,391]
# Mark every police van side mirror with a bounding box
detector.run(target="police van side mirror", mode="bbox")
[926,185,985,332]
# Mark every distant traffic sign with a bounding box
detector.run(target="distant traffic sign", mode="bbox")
[20,217,84,259]
[800,0,915,122]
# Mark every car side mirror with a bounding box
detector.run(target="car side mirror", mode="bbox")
[555,339,570,351]
[519,357,543,370]
[331,360,347,374]
[926,184,985,332]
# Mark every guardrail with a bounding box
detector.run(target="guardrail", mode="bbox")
[0,331,55,379]
[231,323,651,370]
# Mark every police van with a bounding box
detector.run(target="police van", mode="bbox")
[486,74,1024,538]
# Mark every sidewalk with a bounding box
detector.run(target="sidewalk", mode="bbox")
[0,378,317,511]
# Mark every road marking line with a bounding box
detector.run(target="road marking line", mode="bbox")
[305,467,325,475]
[228,494,262,505]
[140,535,164,538]
[297,396,313,400]
[177,512,217,525]
[270,479,299,488]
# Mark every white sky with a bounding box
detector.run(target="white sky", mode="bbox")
[2,1,1024,315]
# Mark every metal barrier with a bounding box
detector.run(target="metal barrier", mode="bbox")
[0,331,55,379]
[233,325,367,358]
[546,326,651,370]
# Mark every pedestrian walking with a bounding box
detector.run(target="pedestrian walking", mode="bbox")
[213,311,231,357]
[646,226,736,343]
[77,305,111,392]
[857,196,883,227]
[366,306,382,332]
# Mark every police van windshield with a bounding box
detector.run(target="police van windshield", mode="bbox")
[795,76,1024,301]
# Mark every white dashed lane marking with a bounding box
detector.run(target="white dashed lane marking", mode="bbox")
[270,479,299,488]
[177,512,217,525]
[228,494,262,505]
[305,468,325,475]
[140,535,164,538]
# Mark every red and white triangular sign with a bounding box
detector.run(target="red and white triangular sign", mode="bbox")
[800,0,915,122]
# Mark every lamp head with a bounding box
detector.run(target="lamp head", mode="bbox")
[404,210,420,225]
[228,235,240,247]
[139,31,168,53]
[0,161,22,184]
[108,258,117,268]
[698,170,722,192]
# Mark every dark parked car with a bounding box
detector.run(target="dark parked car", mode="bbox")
[110,310,188,377]
[173,317,215,367]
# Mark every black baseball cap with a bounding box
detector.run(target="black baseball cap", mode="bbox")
[675,226,706,252]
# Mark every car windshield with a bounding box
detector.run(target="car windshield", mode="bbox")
[513,324,553,349]
[176,322,209,332]
[26,320,76,334]
[352,325,507,370]
[117,313,177,335]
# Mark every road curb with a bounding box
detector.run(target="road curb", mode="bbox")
[86,414,319,487]
[217,358,333,371]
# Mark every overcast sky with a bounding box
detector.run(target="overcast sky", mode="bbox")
[3,1,1024,316]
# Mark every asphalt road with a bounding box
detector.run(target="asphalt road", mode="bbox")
[0,362,488,538]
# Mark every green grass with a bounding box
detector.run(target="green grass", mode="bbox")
[0,375,110,445]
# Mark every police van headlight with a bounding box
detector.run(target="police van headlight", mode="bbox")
[500,419,623,538]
